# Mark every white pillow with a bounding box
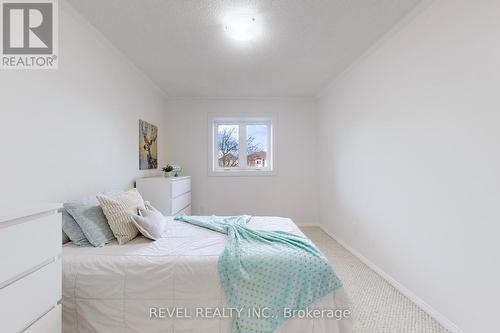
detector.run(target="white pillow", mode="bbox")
[132,205,166,240]
[97,188,145,245]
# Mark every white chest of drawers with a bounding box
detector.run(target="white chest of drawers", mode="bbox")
[0,204,62,333]
[136,176,191,216]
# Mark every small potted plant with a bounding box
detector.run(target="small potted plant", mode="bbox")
[162,164,174,177]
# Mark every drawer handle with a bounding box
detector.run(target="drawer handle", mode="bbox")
[0,257,55,290]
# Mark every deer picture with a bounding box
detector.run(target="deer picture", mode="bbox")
[140,120,158,169]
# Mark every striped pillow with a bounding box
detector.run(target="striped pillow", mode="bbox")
[97,188,146,245]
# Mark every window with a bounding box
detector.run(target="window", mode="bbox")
[209,115,275,175]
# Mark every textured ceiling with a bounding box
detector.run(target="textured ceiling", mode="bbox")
[67,0,421,98]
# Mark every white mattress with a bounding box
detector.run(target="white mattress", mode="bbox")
[62,216,352,333]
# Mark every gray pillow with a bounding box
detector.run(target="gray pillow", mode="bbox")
[131,207,166,241]
[62,209,91,246]
[64,196,115,247]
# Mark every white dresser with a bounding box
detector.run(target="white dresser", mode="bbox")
[136,176,191,216]
[0,204,62,333]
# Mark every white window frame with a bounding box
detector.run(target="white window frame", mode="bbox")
[208,113,277,176]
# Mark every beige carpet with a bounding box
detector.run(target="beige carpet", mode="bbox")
[301,227,450,333]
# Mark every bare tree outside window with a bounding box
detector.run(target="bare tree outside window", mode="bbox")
[246,135,261,154]
[218,125,239,167]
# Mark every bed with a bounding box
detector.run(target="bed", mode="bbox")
[62,216,352,333]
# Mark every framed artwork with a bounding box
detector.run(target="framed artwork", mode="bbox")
[139,119,158,170]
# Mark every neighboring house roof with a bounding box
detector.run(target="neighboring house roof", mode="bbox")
[219,153,238,161]
[218,152,267,166]
[247,151,266,160]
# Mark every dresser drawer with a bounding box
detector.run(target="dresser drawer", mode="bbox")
[0,259,61,333]
[171,177,191,198]
[24,304,61,333]
[0,213,61,285]
[136,176,191,216]
[171,192,191,215]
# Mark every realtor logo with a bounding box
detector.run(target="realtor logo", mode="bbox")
[1,0,58,69]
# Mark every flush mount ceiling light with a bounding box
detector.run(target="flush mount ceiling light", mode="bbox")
[224,13,260,42]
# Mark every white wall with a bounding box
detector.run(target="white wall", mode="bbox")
[0,1,168,204]
[318,1,500,332]
[165,98,319,226]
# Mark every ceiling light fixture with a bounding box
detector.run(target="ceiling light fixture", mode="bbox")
[224,13,260,42]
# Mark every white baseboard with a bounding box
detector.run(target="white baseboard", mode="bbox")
[318,225,465,333]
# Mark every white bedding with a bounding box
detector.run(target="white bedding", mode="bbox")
[62,216,352,333]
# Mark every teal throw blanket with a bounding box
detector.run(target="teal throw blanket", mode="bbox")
[175,215,343,333]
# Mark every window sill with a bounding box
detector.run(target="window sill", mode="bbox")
[208,169,277,177]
